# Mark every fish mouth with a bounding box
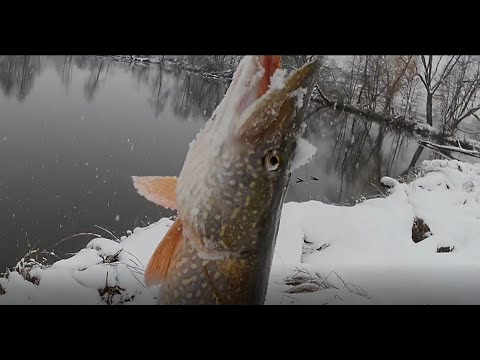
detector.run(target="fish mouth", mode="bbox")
[212,56,318,144]
[220,55,282,120]
[232,56,319,146]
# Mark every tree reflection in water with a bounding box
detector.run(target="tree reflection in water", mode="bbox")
[289,108,441,205]
[0,56,43,101]
[0,55,443,206]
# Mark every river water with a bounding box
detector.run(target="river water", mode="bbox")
[0,55,450,271]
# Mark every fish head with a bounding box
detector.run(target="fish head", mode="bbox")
[177,56,319,262]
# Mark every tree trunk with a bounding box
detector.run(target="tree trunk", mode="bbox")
[426,92,433,126]
[383,92,393,114]
[357,56,369,105]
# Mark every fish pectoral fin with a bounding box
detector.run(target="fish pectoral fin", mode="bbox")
[145,217,183,287]
[132,176,177,210]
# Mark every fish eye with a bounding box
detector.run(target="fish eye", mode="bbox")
[265,150,283,172]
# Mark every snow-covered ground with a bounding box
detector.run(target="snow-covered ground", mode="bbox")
[2,159,480,305]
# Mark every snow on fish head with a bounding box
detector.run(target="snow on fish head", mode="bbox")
[176,56,319,268]
[183,56,318,158]
[133,56,320,304]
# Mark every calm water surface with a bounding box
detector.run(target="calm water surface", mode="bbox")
[0,56,454,271]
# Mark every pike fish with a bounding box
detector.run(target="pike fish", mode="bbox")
[132,55,318,304]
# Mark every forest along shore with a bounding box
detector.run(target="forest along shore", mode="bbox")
[106,55,480,153]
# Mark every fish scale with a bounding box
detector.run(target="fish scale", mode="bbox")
[133,56,319,304]
[158,230,259,304]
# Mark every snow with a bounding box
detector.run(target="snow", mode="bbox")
[291,138,317,171]
[269,68,288,91]
[420,140,480,157]
[461,137,480,151]
[5,159,480,304]
[291,87,308,109]
[414,122,435,133]
[0,220,172,305]
[380,176,400,188]
[270,159,480,304]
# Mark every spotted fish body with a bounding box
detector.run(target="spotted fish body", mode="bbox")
[161,140,291,304]
[133,56,319,304]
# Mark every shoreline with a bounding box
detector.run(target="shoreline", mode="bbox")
[104,55,480,154]
[2,158,479,305]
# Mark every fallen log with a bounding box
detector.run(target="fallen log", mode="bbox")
[418,140,480,159]
[312,85,480,153]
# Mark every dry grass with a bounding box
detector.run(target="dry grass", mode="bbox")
[284,268,370,301]
[102,249,123,264]
[8,245,60,286]
[0,224,146,304]
[97,271,136,305]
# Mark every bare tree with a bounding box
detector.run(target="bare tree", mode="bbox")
[340,56,363,104]
[356,56,370,106]
[416,55,461,126]
[353,55,414,114]
[355,56,388,112]
[438,55,480,133]
[381,56,414,114]
[399,57,420,120]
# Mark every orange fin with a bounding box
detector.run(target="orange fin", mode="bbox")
[258,55,282,98]
[144,217,183,287]
[132,176,177,210]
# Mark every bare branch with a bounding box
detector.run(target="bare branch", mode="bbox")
[432,55,461,93]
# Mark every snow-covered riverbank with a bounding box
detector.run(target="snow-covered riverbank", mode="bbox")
[2,159,480,305]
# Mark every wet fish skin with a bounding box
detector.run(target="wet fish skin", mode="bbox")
[136,56,319,304]
[158,140,290,304]
[159,58,319,304]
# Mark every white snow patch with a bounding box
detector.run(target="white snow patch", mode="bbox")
[268,68,288,91]
[291,138,317,171]
[414,122,435,133]
[291,87,307,109]
[380,176,400,188]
